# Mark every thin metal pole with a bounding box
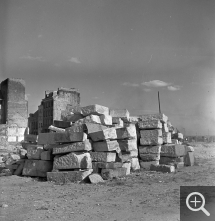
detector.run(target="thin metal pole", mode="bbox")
[158,91,161,113]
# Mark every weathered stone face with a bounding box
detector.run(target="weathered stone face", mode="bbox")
[161,144,186,157]
[48,125,65,133]
[53,152,92,169]
[122,162,131,175]
[139,113,168,123]
[162,132,172,144]
[138,120,162,129]
[139,153,160,161]
[117,150,138,162]
[53,120,71,129]
[116,124,137,140]
[89,128,117,142]
[40,151,53,161]
[130,158,140,171]
[150,164,175,173]
[90,152,116,162]
[159,156,184,165]
[140,137,163,146]
[184,152,195,166]
[99,114,112,126]
[139,145,161,154]
[85,123,107,134]
[94,162,123,169]
[27,145,44,160]
[92,140,120,152]
[101,167,127,180]
[140,129,162,138]
[109,109,130,119]
[81,104,109,116]
[52,140,92,154]
[139,160,159,170]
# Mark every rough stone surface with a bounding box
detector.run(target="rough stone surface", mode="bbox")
[162,123,169,132]
[90,152,116,162]
[53,120,71,129]
[65,125,86,133]
[25,134,38,143]
[162,132,172,144]
[14,161,25,175]
[27,146,44,160]
[140,137,163,146]
[48,125,65,133]
[122,162,131,175]
[41,151,53,161]
[161,144,186,157]
[131,158,140,171]
[159,156,184,165]
[89,128,117,142]
[184,152,195,166]
[99,115,112,126]
[117,150,138,162]
[96,162,123,169]
[85,123,107,134]
[140,129,162,138]
[81,104,109,117]
[139,145,161,154]
[77,115,101,124]
[109,109,130,123]
[92,140,120,152]
[52,140,92,154]
[139,113,168,123]
[118,139,137,152]
[47,169,93,183]
[101,167,127,180]
[22,160,53,177]
[53,152,92,169]
[88,173,104,184]
[138,120,162,129]
[150,164,175,173]
[129,116,139,123]
[116,124,137,140]
[61,110,84,122]
[139,153,160,161]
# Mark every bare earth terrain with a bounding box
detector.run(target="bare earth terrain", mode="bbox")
[1,143,215,221]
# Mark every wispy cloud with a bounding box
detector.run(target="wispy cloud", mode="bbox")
[122,82,139,87]
[142,80,171,87]
[167,85,182,91]
[68,57,81,64]
[20,55,45,61]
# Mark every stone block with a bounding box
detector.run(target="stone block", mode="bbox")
[7,136,16,142]
[162,123,169,132]
[174,162,184,169]
[7,127,17,136]
[140,137,163,146]
[41,151,53,161]
[96,162,123,169]
[92,140,120,152]
[92,162,101,173]
[52,140,92,154]
[5,164,18,170]
[22,160,53,177]
[14,161,25,175]
[150,164,175,173]
[159,156,184,165]
[162,132,172,144]
[81,104,109,116]
[47,169,93,183]
[122,162,131,175]
[61,110,84,122]
[140,129,162,138]
[89,128,117,142]
[184,152,195,166]
[27,145,44,160]
[48,125,65,133]
[65,124,86,133]
[85,123,107,133]
[89,173,104,184]
[53,152,92,170]
[112,117,123,125]
[101,167,127,180]
[139,113,168,123]
[139,160,159,170]
[138,120,162,129]
[19,148,27,158]
[118,139,137,152]
[139,145,161,154]
[131,158,140,171]
[161,144,186,157]
[116,124,137,140]
[78,115,101,124]
[54,120,71,129]
[109,109,130,119]
[117,150,138,163]
[90,152,116,162]
[129,116,139,123]
[99,114,112,126]
[25,134,38,143]
[139,153,160,161]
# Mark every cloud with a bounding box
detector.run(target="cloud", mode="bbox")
[143,88,151,92]
[20,55,45,61]
[68,57,81,64]
[122,82,139,87]
[142,80,171,87]
[167,85,182,91]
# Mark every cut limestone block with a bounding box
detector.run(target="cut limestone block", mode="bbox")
[22,160,53,177]
[89,173,104,184]
[53,152,92,170]
[109,109,130,122]
[47,169,93,183]
[48,125,65,133]
[25,134,38,143]
[54,120,71,129]
[138,120,162,129]
[117,150,138,163]
[162,123,169,132]
[140,137,163,146]
[140,129,162,138]
[101,167,127,180]
[5,164,18,170]
[139,153,160,161]
[96,162,123,169]
[89,128,117,142]
[99,115,112,126]
[116,124,137,140]
[139,113,168,123]
[139,161,159,170]
[61,110,84,122]
[112,117,124,127]
[159,156,184,165]
[131,158,140,171]
[81,104,109,117]
[41,151,53,161]
[150,164,175,173]
[27,146,44,160]
[162,132,172,144]
[66,132,88,143]
[52,140,92,154]
[92,140,120,152]
[139,145,161,154]
[184,152,195,166]
[90,152,116,162]
[14,161,25,175]
[118,139,137,152]
[122,162,131,175]
[65,105,82,113]
[85,123,107,134]
[65,125,86,133]
[80,115,101,124]
[38,133,57,145]
[161,144,186,157]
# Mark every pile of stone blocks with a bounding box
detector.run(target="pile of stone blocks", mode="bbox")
[137,114,167,170]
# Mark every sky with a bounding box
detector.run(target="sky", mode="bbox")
[0,0,215,136]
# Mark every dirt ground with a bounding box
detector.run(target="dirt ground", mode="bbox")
[1,143,215,221]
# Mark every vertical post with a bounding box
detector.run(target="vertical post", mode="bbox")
[158,91,161,114]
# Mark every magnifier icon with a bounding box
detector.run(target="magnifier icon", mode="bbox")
[186,192,210,216]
